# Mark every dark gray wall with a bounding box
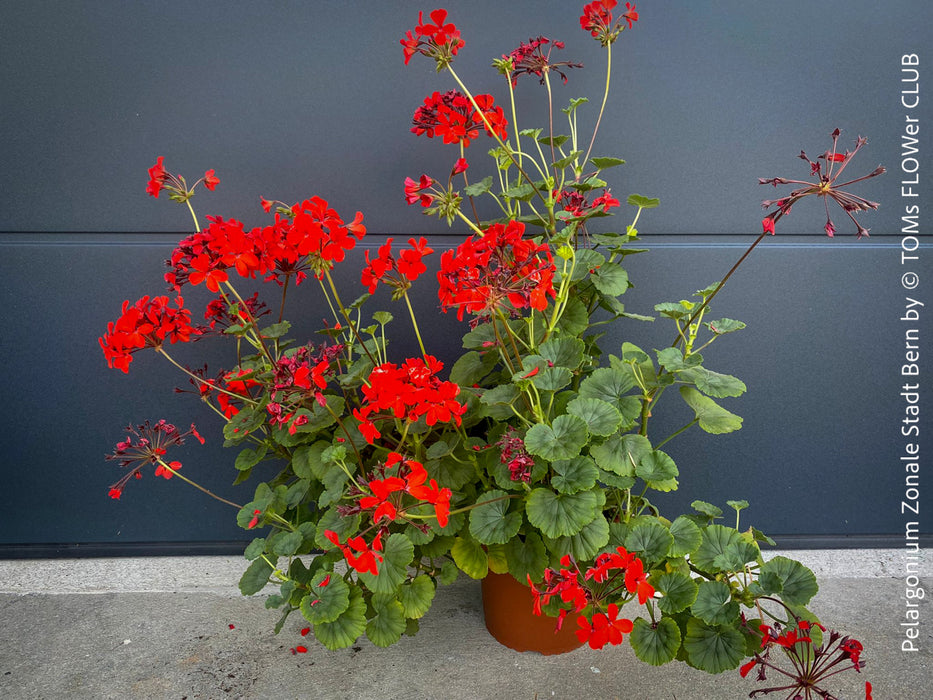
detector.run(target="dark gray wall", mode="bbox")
[1,1,930,554]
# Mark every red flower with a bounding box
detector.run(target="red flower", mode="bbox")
[576,604,634,649]
[361,237,433,296]
[623,555,655,604]
[203,169,220,191]
[354,355,466,444]
[324,529,384,576]
[739,658,758,678]
[411,91,508,148]
[404,174,435,206]
[99,295,199,372]
[437,220,555,321]
[147,156,167,197]
[401,9,465,67]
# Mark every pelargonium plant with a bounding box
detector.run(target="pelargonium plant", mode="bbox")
[102,2,879,693]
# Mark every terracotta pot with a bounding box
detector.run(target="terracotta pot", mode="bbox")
[481,571,585,655]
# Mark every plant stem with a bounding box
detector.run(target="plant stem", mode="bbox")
[580,41,612,173]
[155,459,242,509]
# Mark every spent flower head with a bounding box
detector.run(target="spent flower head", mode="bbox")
[760,128,885,238]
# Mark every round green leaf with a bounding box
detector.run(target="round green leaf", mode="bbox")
[654,571,699,614]
[470,490,522,545]
[630,617,681,666]
[635,450,679,492]
[690,525,742,573]
[359,533,414,594]
[551,456,599,494]
[760,556,819,606]
[313,586,367,650]
[525,488,599,539]
[683,618,745,674]
[543,514,610,561]
[366,596,406,648]
[238,557,273,596]
[679,367,747,398]
[538,337,586,370]
[451,534,488,579]
[590,433,649,477]
[300,572,351,625]
[524,414,588,462]
[668,516,702,557]
[578,367,637,410]
[592,263,630,296]
[505,533,548,583]
[692,580,740,625]
[624,520,673,564]
[566,397,623,437]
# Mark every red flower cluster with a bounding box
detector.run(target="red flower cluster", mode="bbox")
[580,0,638,45]
[353,355,466,443]
[324,529,384,576]
[437,220,556,321]
[359,452,452,528]
[401,9,465,67]
[99,295,199,373]
[105,420,204,499]
[146,156,219,200]
[411,90,508,148]
[360,237,434,295]
[497,428,534,482]
[528,547,653,649]
[164,197,366,293]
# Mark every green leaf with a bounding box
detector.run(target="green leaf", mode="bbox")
[314,508,360,550]
[592,264,629,296]
[654,572,699,614]
[259,321,291,338]
[235,445,267,471]
[578,367,637,411]
[760,556,819,606]
[243,537,265,561]
[300,572,351,625]
[630,617,681,666]
[538,337,586,370]
[503,183,537,201]
[537,134,569,147]
[551,456,599,494]
[359,533,414,595]
[451,534,488,579]
[625,520,673,564]
[680,387,743,434]
[668,516,703,557]
[398,575,436,620]
[272,530,304,557]
[366,596,407,647]
[555,295,589,336]
[692,500,724,520]
[693,580,740,625]
[543,514,611,561]
[627,193,660,209]
[679,367,747,398]
[469,490,522,545]
[525,488,599,538]
[524,414,588,461]
[505,533,548,583]
[683,618,745,674]
[706,318,746,335]
[239,557,273,596]
[314,586,367,650]
[635,450,679,492]
[463,176,493,197]
[450,350,496,386]
[566,398,622,437]
[690,525,742,573]
[590,156,626,170]
[590,433,648,477]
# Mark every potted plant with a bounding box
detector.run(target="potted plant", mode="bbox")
[101,3,877,696]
